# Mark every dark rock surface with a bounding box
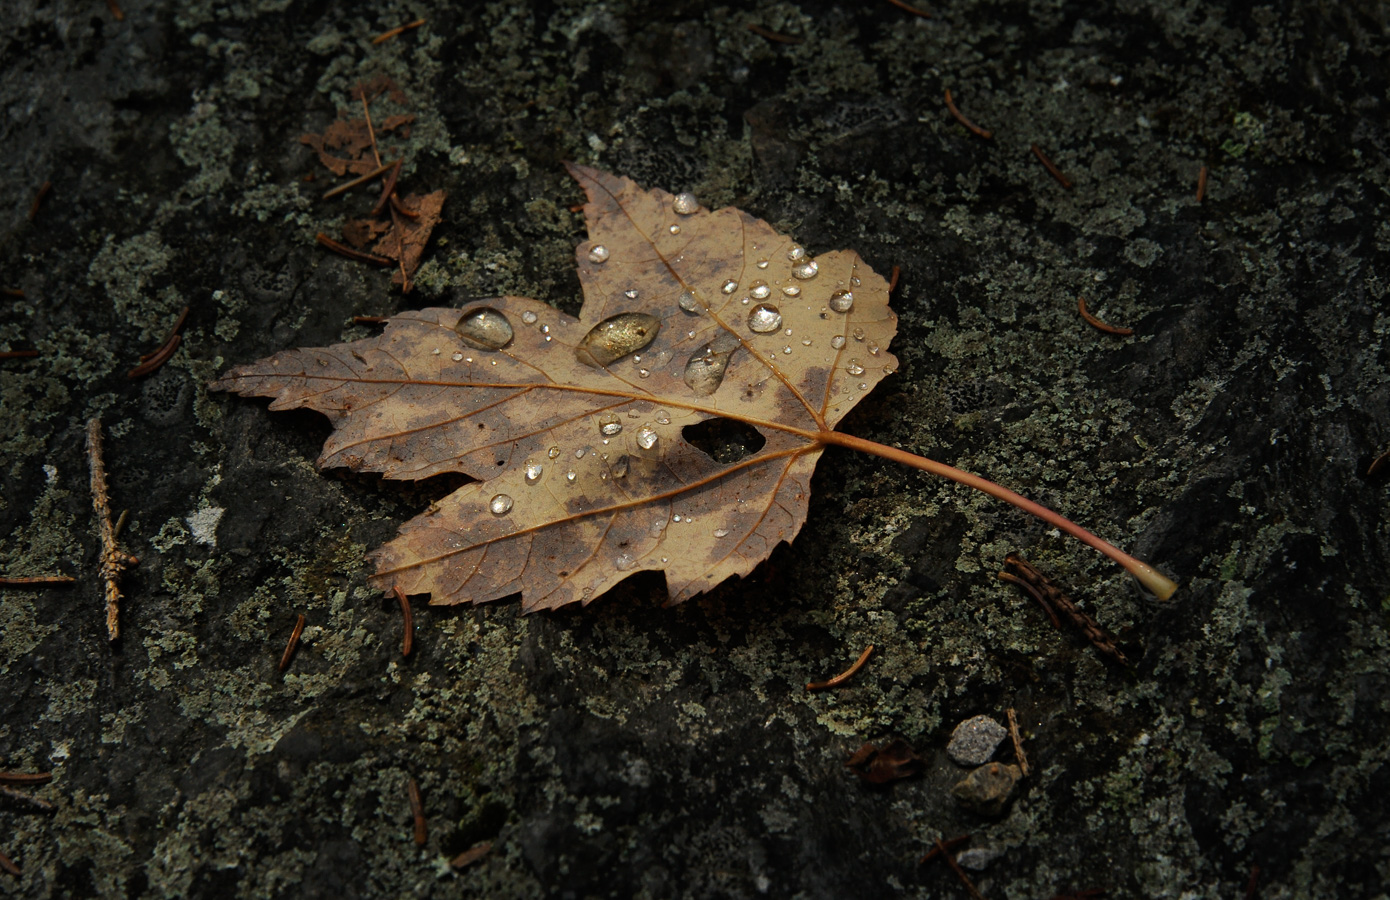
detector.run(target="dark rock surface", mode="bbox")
[3,1,1388,897]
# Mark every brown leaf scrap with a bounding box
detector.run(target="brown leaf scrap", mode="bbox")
[845,738,924,785]
[213,164,898,611]
[373,190,446,287]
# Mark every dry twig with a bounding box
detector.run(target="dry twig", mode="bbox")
[408,777,427,845]
[0,575,74,586]
[278,614,307,672]
[87,419,138,640]
[1006,707,1030,776]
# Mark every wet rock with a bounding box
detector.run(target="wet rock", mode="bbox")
[946,715,1008,766]
[951,762,1022,816]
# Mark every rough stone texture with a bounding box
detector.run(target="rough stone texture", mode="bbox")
[952,762,1023,817]
[2,1,1389,898]
[946,714,1008,766]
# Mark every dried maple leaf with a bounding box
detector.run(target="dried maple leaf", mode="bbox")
[213,166,1176,611]
[374,190,446,288]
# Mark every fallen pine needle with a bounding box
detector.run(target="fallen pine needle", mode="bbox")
[88,419,138,640]
[0,350,40,360]
[322,160,397,200]
[408,777,427,845]
[746,23,802,44]
[0,772,52,785]
[1077,297,1134,336]
[316,233,393,267]
[372,18,425,44]
[0,575,74,587]
[885,0,932,17]
[944,90,992,139]
[0,848,19,876]
[278,614,306,672]
[1006,707,1030,776]
[806,644,874,690]
[394,586,414,657]
[28,181,52,222]
[450,841,492,869]
[1196,165,1209,203]
[1031,144,1073,189]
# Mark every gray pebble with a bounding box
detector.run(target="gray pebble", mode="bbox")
[951,762,1022,816]
[947,715,1008,766]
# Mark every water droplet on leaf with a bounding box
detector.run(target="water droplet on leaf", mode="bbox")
[792,259,819,280]
[714,527,729,538]
[636,425,659,450]
[829,289,854,312]
[748,304,783,333]
[548,446,561,459]
[831,335,846,349]
[455,307,514,350]
[577,312,662,367]
[599,413,622,435]
[521,310,538,325]
[846,359,865,376]
[678,291,701,314]
[782,285,801,298]
[524,460,544,483]
[587,244,610,263]
[673,192,699,215]
[749,281,770,299]
[489,494,513,515]
[788,245,805,261]
[683,331,741,395]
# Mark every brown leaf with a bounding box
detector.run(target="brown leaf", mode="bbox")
[212,164,898,611]
[374,190,446,287]
[341,217,393,249]
[844,738,924,785]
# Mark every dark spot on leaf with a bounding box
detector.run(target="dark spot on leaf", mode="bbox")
[682,417,766,464]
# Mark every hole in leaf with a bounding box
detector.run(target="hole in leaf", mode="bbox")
[682,417,766,465]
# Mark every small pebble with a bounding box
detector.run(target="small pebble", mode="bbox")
[955,846,1004,871]
[947,715,1008,766]
[951,762,1022,816]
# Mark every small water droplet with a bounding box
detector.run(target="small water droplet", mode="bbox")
[850,275,861,286]
[636,425,659,450]
[566,470,577,483]
[649,519,666,537]
[788,245,805,261]
[669,224,681,235]
[683,332,741,395]
[624,289,639,300]
[455,307,515,350]
[741,296,751,305]
[489,494,513,515]
[801,338,813,346]
[656,411,671,425]
[672,514,682,523]
[782,285,801,298]
[831,335,846,349]
[547,446,561,459]
[829,289,854,313]
[522,310,538,325]
[782,345,793,355]
[852,327,866,342]
[756,258,770,269]
[846,359,865,376]
[587,244,610,263]
[792,259,819,280]
[749,280,771,299]
[714,527,729,538]
[858,382,868,390]
[524,460,544,483]
[432,348,441,355]
[577,312,662,367]
[638,367,651,378]
[747,304,783,333]
[451,351,464,361]
[868,341,881,356]
[678,291,701,314]
[540,324,552,342]
[575,447,587,459]
[599,413,622,436]
[722,279,739,295]
[614,552,638,572]
[673,192,699,215]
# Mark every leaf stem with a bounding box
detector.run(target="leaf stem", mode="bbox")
[819,431,1177,600]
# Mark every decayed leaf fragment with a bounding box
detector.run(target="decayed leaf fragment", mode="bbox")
[212,165,898,611]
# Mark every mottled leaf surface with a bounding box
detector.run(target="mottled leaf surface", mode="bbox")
[212,165,898,610]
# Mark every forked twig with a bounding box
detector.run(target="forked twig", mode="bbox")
[87,419,138,640]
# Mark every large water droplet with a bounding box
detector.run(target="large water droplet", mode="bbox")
[576,312,662,367]
[749,281,771,299]
[455,307,514,350]
[636,425,659,450]
[747,304,783,333]
[678,291,701,314]
[846,359,866,376]
[829,289,854,313]
[587,244,610,263]
[599,413,622,436]
[524,460,544,484]
[673,192,699,215]
[489,494,513,515]
[788,245,805,261]
[831,335,846,349]
[683,331,741,395]
[792,259,819,280]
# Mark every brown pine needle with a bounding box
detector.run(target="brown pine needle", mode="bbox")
[352,316,388,325]
[105,0,124,21]
[933,838,988,900]
[372,18,425,44]
[886,0,932,17]
[1031,144,1072,189]
[450,841,493,869]
[129,305,190,378]
[0,848,19,876]
[1196,165,1209,202]
[28,181,52,222]
[408,778,427,845]
[1367,446,1390,478]
[746,23,802,44]
[0,772,52,785]
[278,614,307,672]
[87,419,138,640]
[919,834,971,864]
[0,784,53,811]
[1,349,40,360]
[360,94,412,292]
[889,265,901,293]
[371,161,403,216]
[1006,708,1030,776]
[944,90,992,139]
[0,575,75,587]
[806,644,874,690]
[2,287,26,297]
[1077,297,1134,336]
[322,160,397,200]
[316,233,393,267]
[394,586,414,657]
